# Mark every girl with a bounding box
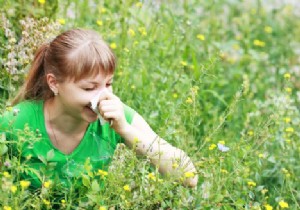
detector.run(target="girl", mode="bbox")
[0,29,198,189]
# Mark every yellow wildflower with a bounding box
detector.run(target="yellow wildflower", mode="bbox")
[172,162,179,169]
[38,0,45,4]
[264,204,273,210]
[96,20,103,26]
[128,29,135,37]
[283,73,291,79]
[3,206,12,210]
[184,171,195,178]
[180,61,188,66]
[209,144,217,150]
[258,153,265,158]
[138,27,147,36]
[197,34,205,41]
[281,168,288,174]
[186,97,193,104]
[123,184,131,192]
[100,7,107,13]
[58,18,66,25]
[218,140,225,145]
[11,185,17,193]
[247,181,256,187]
[253,39,266,47]
[43,199,51,206]
[285,87,292,93]
[97,169,108,177]
[148,173,156,181]
[110,43,117,49]
[20,180,31,189]
[278,200,289,208]
[61,199,66,204]
[135,2,143,8]
[173,93,178,98]
[131,85,136,89]
[6,106,13,111]
[285,139,291,144]
[285,127,294,133]
[220,169,228,174]
[284,117,291,123]
[264,26,273,33]
[43,181,51,188]
[3,171,11,178]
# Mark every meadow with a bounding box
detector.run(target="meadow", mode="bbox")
[0,0,299,209]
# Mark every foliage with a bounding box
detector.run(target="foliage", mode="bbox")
[1,0,300,209]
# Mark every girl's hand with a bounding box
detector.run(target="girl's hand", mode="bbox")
[96,89,129,133]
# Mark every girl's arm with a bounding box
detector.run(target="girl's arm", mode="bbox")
[117,112,198,188]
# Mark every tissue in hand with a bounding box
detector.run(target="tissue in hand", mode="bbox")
[90,91,108,125]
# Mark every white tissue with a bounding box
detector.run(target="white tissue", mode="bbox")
[90,91,108,125]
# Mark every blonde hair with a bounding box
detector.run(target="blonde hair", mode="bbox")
[12,28,116,105]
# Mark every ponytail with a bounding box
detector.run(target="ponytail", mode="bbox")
[11,43,51,105]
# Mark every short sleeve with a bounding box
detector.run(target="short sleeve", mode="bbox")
[123,103,136,124]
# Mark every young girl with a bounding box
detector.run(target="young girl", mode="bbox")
[0,29,198,189]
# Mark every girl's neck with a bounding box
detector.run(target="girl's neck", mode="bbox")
[45,98,88,135]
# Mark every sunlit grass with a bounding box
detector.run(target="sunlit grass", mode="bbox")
[0,0,299,209]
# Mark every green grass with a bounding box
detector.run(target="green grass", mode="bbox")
[0,0,299,209]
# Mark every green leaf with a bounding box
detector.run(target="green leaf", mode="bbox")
[91,180,100,192]
[46,149,54,161]
[0,144,8,156]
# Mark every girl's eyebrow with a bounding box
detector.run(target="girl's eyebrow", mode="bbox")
[84,76,114,84]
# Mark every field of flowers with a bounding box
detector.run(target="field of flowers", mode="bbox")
[0,0,300,209]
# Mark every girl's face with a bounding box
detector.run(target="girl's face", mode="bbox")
[56,72,114,123]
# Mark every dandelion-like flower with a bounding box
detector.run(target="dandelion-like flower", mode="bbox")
[58,18,66,25]
[278,200,289,208]
[283,73,291,79]
[3,171,11,178]
[148,173,156,181]
[197,34,205,41]
[184,171,195,178]
[3,206,12,210]
[38,0,46,4]
[110,43,117,49]
[128,29,135,37]
[20,180,31,189]
[186,97,193,104]
[253,39,266,47]
[247,181,256,187]
[285,127,294,133]
[97,169,108,177]
[264,204,273,210]
[209,144,217,150]
[123,184,131,192]
[99,207,107,210]
[10,185,17,193]
[264,26,273,33]
[220,169,228,174]
[180,61,188,66]
[284,117,291,123]
[43,199,51,206]
[96,20,103,26]
[43,181,51,188]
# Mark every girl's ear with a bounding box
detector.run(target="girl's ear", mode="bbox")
[46,73,59,95]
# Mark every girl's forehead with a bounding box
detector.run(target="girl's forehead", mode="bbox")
[74,73,114,84]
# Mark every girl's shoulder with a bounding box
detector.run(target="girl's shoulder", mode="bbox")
[0,100,44,131]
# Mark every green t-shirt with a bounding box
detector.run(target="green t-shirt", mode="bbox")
[0,100,135,188]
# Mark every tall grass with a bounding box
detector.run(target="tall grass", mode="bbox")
[0,0,299,209]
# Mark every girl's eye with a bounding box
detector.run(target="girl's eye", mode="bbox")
[106,83,112,87]
[84,87,95,91]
